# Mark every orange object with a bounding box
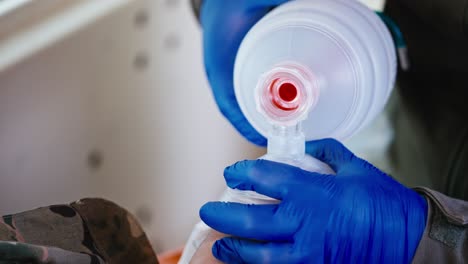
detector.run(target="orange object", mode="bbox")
[157,247,183,264]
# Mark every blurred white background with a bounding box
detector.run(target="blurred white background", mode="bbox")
[0,0,386,253]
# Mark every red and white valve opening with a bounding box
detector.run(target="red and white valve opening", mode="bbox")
[256,62,319,126]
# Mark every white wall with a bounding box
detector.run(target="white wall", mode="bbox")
[0,0,262,252]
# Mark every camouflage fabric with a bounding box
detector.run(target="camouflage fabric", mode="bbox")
[0,198,159,264]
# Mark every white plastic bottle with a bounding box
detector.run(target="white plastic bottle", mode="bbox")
[180,0,396,262]
[235,0,396,141]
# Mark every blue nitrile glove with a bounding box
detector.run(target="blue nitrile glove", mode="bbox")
[201,0,290,146]
[200,138,428,263]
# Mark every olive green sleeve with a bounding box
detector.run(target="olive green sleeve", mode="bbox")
[412,187,468,263]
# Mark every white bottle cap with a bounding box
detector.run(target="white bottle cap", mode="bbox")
[234,0,396,141]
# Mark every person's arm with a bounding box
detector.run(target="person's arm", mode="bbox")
[0,198,158,263]
[191,188,468,262]
[200,139,468,263]
[412,187,468,262]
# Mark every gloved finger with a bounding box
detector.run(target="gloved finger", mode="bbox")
[305,138,356,172]
[224,159,331,200]
[212,237,307,264]
[200,202,297,241]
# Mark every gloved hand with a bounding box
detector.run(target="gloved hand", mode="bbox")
[201,0,290,146]
[200,139,428,263]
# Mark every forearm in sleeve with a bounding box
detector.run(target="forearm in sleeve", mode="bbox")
[412,187,468,263]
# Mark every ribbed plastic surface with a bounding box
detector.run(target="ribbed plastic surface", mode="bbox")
[234,0,396,141]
